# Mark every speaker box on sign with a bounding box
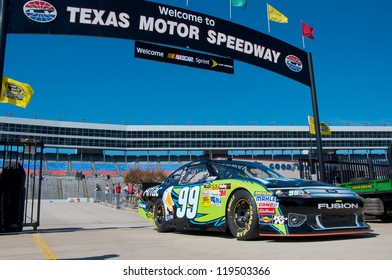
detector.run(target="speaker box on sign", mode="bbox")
[75,171,84,180]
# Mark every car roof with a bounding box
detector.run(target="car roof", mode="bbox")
[185,159,263,168]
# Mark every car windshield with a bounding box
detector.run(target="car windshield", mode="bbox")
[211,161,283,180]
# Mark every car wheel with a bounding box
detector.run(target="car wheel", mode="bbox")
[153,198,171,232]
[226,190,259,240]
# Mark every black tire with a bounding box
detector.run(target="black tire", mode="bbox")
[226,190,259,240]
[153,198,171,232]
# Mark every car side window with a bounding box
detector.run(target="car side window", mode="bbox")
[181,165,210,185]
[165,168,185,185]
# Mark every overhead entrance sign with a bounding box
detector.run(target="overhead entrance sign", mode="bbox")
[2,0,327,181]
[7,0,311,85]
[134,42,234,74]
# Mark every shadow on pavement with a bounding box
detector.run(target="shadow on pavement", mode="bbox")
[63,254,120,260]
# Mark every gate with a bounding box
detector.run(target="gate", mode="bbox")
[0,139,44,232]
[298,154,391,184]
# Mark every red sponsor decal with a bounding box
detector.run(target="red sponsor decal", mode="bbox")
[258,202,275,208]
[258,208,276,214]
[220,183,231,189]
[219,189,226,196]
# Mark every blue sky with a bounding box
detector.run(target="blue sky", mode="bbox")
[2,0,391,126]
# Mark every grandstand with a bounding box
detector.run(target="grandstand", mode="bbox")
[1,116,391,200]
[43,153,181,177]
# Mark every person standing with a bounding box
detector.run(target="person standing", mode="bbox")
[94,183,102,202]
[104,184,110,204]
[128,183,134,207]
[115,183,121,208]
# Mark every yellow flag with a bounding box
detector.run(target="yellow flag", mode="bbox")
[267,4,288,23]
[0,76,34,108]
[308,116,331,135]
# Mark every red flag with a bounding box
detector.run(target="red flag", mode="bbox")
[302,22,314,40]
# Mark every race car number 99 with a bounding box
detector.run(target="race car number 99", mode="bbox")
[176,186,200,219]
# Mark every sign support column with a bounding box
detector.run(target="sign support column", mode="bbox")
[0,0,9,93]
[307,52,325,182]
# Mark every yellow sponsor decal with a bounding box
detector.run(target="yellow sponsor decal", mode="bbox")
[254,191,273,196]
[260,216,272,223]
[352,185,373,190]
[202,196,211,207]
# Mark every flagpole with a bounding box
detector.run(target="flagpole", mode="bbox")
[301,20,306,49]
[0,0,9,94]
[267,3,271,33]
[309,132,314,180]
[307,52,326,182]
[229,0,232,20]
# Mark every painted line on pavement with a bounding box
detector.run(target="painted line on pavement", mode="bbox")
[32,233,59,260]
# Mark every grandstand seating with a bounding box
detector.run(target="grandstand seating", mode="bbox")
[43,157,183,178]
[71,162,93,176]
[138,162,159,171]
[46,161,69,176]
[117,162,135,172]
[160,162,181,171]
[0,159,43,176]
[95,162,116,171]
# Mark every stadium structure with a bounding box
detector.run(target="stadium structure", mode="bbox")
[0,116,391,200]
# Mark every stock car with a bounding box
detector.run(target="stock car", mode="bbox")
[138,159,371,240]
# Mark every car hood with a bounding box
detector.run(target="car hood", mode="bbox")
[255,177,356,197]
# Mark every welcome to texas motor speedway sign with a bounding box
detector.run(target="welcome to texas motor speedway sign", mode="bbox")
[7,0,311,86]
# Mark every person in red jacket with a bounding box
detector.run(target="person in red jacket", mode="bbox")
[115,183,121,194]
[114,183,121,208]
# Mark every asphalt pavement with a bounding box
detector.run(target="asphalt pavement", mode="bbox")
[0,200,391,260]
